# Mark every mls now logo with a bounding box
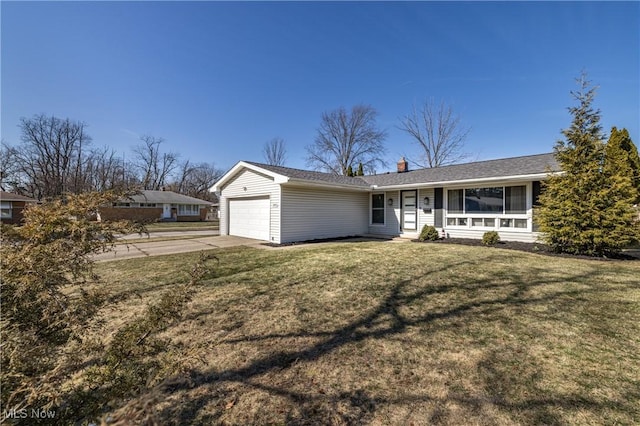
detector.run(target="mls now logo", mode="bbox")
[3,409,27,419]
[3,408,56,420]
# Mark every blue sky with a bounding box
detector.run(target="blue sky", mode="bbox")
[2,1,638,173]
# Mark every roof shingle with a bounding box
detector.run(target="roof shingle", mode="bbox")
[125,190,213,205]
[362,153,560,187]
[245,162,371,187]
[246,153,559,189]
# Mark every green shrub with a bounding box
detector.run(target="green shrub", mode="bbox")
[482,231,500,246]
[0,191,217,424]
[419,225,440,241]
[536,76,640,256]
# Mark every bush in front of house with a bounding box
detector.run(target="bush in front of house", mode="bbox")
[0,191,218,424]
[482,231,501,246]
[536,75,640,256]
[419,225,440,241]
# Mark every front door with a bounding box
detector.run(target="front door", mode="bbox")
[162,204,172,219]
[401,191,417,231]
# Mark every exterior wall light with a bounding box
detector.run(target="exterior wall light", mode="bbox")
[423,197,430,207]
[388,198,394,206]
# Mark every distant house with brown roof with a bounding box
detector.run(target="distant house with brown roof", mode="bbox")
[97,190,214,222]
[0,192,39,225]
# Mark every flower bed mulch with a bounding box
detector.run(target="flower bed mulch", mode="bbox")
[417,238,640,261]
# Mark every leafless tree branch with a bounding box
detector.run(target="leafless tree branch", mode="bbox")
[262,138,287,166]
[306,105,387,175]
[398,99,470,168]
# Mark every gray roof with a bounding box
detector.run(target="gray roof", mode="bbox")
[125,190,213,205]
[362,153,560,187]
[246,153,559,189]
[0,191,39,202]
[245,162,371,187]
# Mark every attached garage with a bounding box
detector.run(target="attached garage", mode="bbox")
[228,197,270,240]
[212,161,370,244]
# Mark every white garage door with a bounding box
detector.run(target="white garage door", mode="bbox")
[229,197,270,241]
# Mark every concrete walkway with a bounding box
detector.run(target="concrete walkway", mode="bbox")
[118,229,219,240]
[94,235,263,262]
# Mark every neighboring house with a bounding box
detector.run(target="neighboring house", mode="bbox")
[98,190,213,222]
[0,192,39,225]
[211,153,561,243]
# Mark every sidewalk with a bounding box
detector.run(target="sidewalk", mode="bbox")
[94,235,262,262]
[117,230,219,240]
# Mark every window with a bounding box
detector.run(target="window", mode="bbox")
[371,194,385,224]
[448,189,463,213]
[178,204,200,216]
[514,219,528,228]
[500,218,528,228]
[1,202,11,219]
[505,185,526,214]
[445,185,530,231]
[465,187,503,213]
[471,218,497,227]
[532,181,542,206]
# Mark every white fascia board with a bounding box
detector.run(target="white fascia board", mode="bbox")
[210,161,290,192]
[371,172,561,191]
[284,179,372,192]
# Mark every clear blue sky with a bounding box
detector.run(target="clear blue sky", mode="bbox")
[2,1,638,172]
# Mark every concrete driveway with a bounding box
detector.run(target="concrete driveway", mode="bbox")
[94,235,264,262]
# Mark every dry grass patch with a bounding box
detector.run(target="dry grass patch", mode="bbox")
[92,242,640,425]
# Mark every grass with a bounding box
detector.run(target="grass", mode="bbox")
[92,242,640,425]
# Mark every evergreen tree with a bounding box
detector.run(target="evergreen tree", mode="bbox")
[606,127,640,203]
[346,165,354,176]
[356,162,364,176]
[536,74,640,256]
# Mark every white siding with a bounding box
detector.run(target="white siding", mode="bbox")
[219,169,281,243]
[417,188,435,229]
[280,186,369,243]
[444,229,541,243]
[368,190,400,235]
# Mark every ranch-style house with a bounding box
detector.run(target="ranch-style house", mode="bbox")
[211,153,560,244]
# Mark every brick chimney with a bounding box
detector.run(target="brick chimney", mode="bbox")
[397,157,409,173]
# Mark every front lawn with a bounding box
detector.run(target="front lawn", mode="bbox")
[94,242,640,425]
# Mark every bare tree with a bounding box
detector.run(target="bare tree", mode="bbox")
[306,104,387,175]
[398,99,470,168]
[132,135,179,190]
[13,114,92,199]
[85,146,127,192]
[173,159,196,194]
[262,137,287,166]
[0,141,21,192]
[170,161,223,201]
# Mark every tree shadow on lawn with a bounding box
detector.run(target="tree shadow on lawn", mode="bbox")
[135,257,639,425]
